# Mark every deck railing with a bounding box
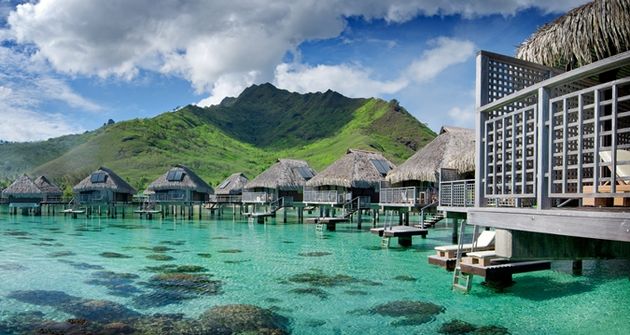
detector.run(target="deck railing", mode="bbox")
[303,190,348,204]
[476,50,630,208]
[150,192,186,202]
[242,191,275,203]
[209,194,242,203]
[440,180,475,207]
[379,186,433,206]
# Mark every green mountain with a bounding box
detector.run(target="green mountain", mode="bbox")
[0,83,436,191]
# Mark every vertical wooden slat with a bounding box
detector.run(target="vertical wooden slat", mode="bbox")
[511,113,517,195]
[611,85,618,194]
[521,111,527,195]
[493,120,498,196]
[577,94,583,194]
[593,89,601,192]
[502,117,507,195]
[562,98,568,194]
[475,53,489,207]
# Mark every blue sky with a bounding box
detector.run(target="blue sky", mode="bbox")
[0,0,588,142]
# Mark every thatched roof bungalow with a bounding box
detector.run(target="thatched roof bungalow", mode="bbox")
[304,149,394,204]
[381,126,475,206]
[2,175,44,206]
[73,167,136,204]
[243,159,316,203]
[147,165,213,203]
[34,176,63,202]
[213,172,248,203]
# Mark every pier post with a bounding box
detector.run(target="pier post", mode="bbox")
[199,204,202,220]
[398,211,403,225]
[572,260,583,276]
[283,208,287,223]
[357,209,362,229]
[398,236,412,247]
[452,219,459,244]
[404,211,409,226]
[372,209,377,227]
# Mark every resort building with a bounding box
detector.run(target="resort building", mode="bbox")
[211,172,249,204]
[242,158,316,207]
[73,167,136,205]
[381,127,474,216]
[147,165,213,203]
[304,149,394,213]
[2,175,63,213]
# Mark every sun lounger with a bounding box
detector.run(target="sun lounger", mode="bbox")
[462,250,498,266]
[583,150,630,206]
[434,230,496,258]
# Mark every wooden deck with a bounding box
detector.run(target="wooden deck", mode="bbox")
[428,255,456,271]
[460,260,551,285]
[305,217,349,231]
[370,226,428,246]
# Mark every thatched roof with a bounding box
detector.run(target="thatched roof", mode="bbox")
[306,149,395,188]
[73,167,137,194]
[2,175,43,197]
[147,164,213,194]
[516,0,630,69]
[244,159,316,191]
[386,126,475,184]
[215,172,249,195]
[34,176,62,195]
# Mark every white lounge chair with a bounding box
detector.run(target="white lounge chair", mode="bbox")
[584,150,630,206]
[435,230,496,258]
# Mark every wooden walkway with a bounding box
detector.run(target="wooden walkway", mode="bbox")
[305,217,349,231]
[460,260,551,286]
[428,255,457,271]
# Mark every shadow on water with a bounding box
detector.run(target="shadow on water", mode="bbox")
[483,275,595,301]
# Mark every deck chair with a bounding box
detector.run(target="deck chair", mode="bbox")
[599,150,630,185]
[434,230,496,258]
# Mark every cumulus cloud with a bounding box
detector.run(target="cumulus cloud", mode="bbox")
[447,106,475,127]
[274,37,474,98]
[5,0,588,106]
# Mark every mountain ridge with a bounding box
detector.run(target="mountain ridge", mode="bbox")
[0,83,436,192]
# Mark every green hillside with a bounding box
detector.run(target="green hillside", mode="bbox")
[0,84,436,191]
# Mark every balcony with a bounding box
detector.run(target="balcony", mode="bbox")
[379,186,434,207]
[303,189,348,205]
[439,179,475,208]
[476,50,630,210]
[242,191,275,203]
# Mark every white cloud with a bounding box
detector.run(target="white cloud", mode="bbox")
[0,104,83,142]
[4,0,588,106]
[275,63,408,98]
[406,37,475,83]
[447,106,475,127]
[274,36,474,99]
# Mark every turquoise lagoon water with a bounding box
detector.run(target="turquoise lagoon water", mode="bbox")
[0,211,628,334]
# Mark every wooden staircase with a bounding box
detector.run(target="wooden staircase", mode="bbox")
[423,211,445,227]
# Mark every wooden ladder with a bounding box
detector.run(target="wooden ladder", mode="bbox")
[452,221,477,293]
[381,210,392,248]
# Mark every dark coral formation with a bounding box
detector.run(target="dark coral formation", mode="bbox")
[146,254,175,261]
[362,300,445,327]
[298,251,332,257]
[100,252,133,258]
[439,319,477,334]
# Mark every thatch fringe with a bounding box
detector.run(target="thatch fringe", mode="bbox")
[147,164,213,194]
[516,0,630,69]
[245,159,316,191]
[73,167,136,194]
[2,175,43,197]
[215,172,249,195]
[34,176,62,195]
[386,126,475,184]
[306,149,394,188]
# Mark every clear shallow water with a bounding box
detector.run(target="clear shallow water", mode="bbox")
[0,211,628,334]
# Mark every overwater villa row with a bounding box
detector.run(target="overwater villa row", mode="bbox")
[0,126,473,222]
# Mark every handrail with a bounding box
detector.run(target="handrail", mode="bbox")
[419,201,439,229]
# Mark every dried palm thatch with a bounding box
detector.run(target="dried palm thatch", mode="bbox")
[215,172,249,195]
[73,167,136,194]
[2,175,43,197]
[306,149,395,189]
[147,164,213,194]
[245,159,316,191]
[386,126,475,184]
[517,0,630,69]
[33,176,62,196]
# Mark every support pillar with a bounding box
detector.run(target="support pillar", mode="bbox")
[572,260,583,276]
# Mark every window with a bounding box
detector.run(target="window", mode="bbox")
[90,172,107,183]
[166,170,185,182]
[219,179,231,189]
[294,166,314,180]
[371,159,391,176]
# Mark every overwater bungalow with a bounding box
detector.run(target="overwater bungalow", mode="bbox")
[242,158,315,209]
[2,175,45,212]
[147,165,213,204]
[304,149,394,214]
[33,176,63,203]
[211,172,249,204]
[439,0,630,291]
[381,126,475,210]
[73,167,136,205]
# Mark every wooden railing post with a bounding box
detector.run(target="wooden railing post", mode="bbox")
[475,52,489,208]
[537,87,551,209]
